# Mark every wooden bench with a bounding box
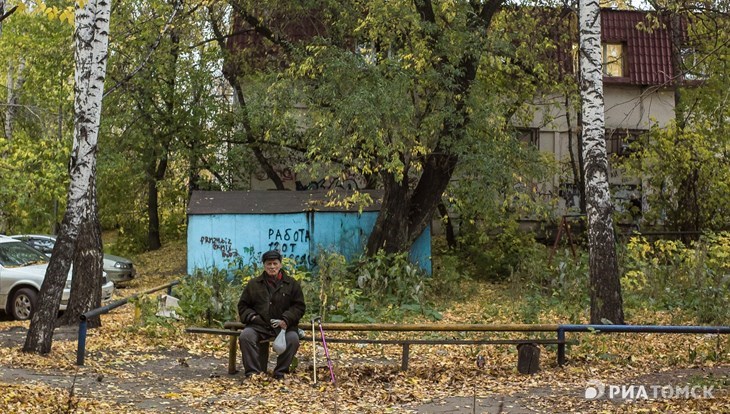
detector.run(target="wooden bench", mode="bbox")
[185,322,576,375]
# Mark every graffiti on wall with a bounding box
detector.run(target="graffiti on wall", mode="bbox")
[267,227,314,266]
[254,167,296,183]
[200,236,239,258]
[295,177,367,191]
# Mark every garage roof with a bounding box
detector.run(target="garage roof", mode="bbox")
[187,190,383,215]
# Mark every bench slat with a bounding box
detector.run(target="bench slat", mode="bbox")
[185,328,574,345]
[223,321,560,332]
[317,338,573,345]
[186,327,239,336]
[190,323,577,374]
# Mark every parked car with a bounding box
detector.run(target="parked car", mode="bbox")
[0,236,114,320]
[10,234,136,285]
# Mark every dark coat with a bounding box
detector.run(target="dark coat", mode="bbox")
[237,270,306,336]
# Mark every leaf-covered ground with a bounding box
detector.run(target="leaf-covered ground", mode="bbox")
[0,241,727,413]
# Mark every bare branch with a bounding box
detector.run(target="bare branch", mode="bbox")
[103,2,182,98]
[0,5,18,24]
[227,0,297,55]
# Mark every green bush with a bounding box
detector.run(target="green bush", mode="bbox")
[299,250,443,323]
[354,250,426,305]
[504,231,729,324]
[509,243,590,322]
[305,251,362,322]
[620,232,730,324]
[459,219,545,281]
[128,294,178,337]
[175,267,243,327]
[426,252,472,303]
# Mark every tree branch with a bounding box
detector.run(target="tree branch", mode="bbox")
[0,5,17,24]
[227,0,297,55]
[209,6,285,190]
[103,2,182,98]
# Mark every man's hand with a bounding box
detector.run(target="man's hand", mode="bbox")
[270,318,288,330]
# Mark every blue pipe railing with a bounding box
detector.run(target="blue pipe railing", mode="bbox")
[76,280,180,366]
[556,324,730,366]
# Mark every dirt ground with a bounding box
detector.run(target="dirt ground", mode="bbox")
[1,321,728,413]
[0,323,525,413]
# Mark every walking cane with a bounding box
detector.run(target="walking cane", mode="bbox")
[313,316,335,384]
[311,317,317,384]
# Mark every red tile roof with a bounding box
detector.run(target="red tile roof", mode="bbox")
[226,8,683,88]
[601,9,682,86]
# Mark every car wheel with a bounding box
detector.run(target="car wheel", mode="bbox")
[9,288,38,321]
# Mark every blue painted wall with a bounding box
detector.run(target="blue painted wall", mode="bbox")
[187,211,431,275]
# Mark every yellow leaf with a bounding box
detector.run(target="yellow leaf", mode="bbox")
[162,392,181,398]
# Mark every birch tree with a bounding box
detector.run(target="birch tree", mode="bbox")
[4,58,24,141]
[579,0,624,324]
[24,0,111,354]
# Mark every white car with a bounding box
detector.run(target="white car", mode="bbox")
[0,236,114,320]
[10,234,136,285]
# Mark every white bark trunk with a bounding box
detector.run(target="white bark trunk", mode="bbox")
[24,0,112,354]
[579,0,624,324]
[4,58,25,141]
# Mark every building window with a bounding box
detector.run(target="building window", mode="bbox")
[605,128,645,156]
[603,43,625,77]
[571,42,626,77]
[681,46,706,81]
[515,127,539,147]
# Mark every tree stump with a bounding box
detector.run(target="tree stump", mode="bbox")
[517,343,540,374]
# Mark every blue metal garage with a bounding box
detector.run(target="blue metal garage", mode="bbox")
[187,190,431,274]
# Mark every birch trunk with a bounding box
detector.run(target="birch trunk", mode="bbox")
[55,181,103,328]
[4,59,25,140]
[24,0,111,354]
[579,0,624,325]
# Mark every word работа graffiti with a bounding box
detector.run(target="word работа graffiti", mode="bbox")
[267,227,312,266]
[268,228,310,243]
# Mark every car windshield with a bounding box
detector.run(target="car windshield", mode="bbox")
[0,242,49,267]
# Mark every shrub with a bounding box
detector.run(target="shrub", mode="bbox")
[305,250,362,322]
[619,232,730,324]
[128,294,178,337]
[427,252,472,303]
[509,243,590,322]
[297,250,444,323]
[175,267,243,327]
[460,219,546,281]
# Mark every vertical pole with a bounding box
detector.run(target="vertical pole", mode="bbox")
[228,335,238,374]
[312,320,317,384]
[557,328,566,366]
[549,216,566,262]
[76,319,88,365]
[401,343,410,371]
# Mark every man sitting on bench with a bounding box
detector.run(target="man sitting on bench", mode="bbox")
[237,250,306,379]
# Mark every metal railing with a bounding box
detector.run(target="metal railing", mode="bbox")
[76,280,179,366]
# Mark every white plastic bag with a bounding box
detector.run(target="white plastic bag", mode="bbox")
[273,329,287,354]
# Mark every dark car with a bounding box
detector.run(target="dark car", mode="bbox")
[10,234,136,285]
